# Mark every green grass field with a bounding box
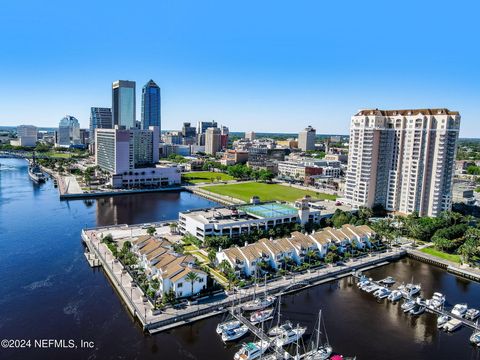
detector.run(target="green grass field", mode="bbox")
[202,182,336,202]
[182,171,234,184]
[420,247,461,263]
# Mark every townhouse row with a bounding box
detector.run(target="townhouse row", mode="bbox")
[131,235,207,298]
[215,224,376,277]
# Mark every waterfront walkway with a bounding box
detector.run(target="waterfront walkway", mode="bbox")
[81,226,405,334]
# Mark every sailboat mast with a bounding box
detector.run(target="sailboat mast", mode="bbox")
[316,310,321,349]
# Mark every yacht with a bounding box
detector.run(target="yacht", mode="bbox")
[234,341,270,360]
[409,305,425,316]
[216,319,241,334]
[400,283,421,297]
[465,309,480,321]
[387,290,403,302]
[364,284,380,293]
[451,304,468,317]
[242,295,276,312]
[470,331,480,346]
[273,324,306,348]
[250,308,274,325]
[222,325,249,342]
[443,319,463,332]
[426,292,446,310]
[402,299,416,313]
[374,287,391,299]
[379,276,396,286]
[437,314,451,328]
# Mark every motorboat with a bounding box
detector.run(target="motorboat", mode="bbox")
[387,290,403,302]
[222,325,249,342]
[234,340,270,360]
[268,321,293,337]
[375,287,391,299]
[465,309,480,321]
[451,304,468,317]
[426,292,446,310]
[250,308,274,325]
[364,284,380,293]
[409,305,425,316]
[379,276,396,286]
[357,279,370,288]
[443,319,463,332]
[216,319,241,334]
[273,324,306,347]
[242,295,276,312]
[470,331,480,346]
[400,283,421,297]
[401,299,416,313]
[437,315,451,328]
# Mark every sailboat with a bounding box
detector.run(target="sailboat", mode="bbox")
[243,275,276,311]
[304,310,333,360]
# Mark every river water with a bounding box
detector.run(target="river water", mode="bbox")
[1,158,480,360]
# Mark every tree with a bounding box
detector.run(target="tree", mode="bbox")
[305,249,318,266]
[208,248,217,264]
[325,252,336,264]
[146,226,156,236]
[226,271,238,290]
[185,272,200,297]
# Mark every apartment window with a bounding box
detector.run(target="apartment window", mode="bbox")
[177,282,183,288]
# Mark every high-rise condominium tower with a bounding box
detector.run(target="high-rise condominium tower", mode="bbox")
[298,126,316,151]
[205,127,221,155]
[344,108,460,217]
[141,80,161,131]
[112,80,136,129]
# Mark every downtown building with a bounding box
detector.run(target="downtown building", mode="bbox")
[12,125,38,147]
[112,80,136,129]
[298,125,316,151]
[344,108,461,217]
[95,126,180,188]
[141,79,161,132]
[89,107,112,147]
[56,115,81,147]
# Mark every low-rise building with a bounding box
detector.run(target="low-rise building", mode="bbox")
[215,224,375,277]
[132,235,207,298]
[220,150,249,166]
[179,200,321,241]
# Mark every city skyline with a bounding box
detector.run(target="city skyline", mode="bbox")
[0,1,479,137]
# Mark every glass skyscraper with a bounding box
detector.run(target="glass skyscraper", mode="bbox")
[112,80,136,129]
[89,107,112,144]
[141,79,161,131]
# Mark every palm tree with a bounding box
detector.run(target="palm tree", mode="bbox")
[306,250,317,266]
[185,272,200,298]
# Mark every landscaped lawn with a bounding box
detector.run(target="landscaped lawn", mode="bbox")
[182,171,234,184]
[45,151,73,159]
[202,182,337,202]
[420,247,461,263]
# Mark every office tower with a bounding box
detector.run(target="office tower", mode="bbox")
[220,125,229,149]
[89,107,112,144]
[15,125,37,146]
[298,125,316,151]
[196,120,218,146]
[79,129,90,146]
[181,122,197,145]
[344,108,461,217]
[245,131,256,141]
[205,127,221,155]
[57,115,80,147]
[112,80,136,129]
[141,79,161,131]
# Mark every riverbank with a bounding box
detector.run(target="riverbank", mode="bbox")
[81,223,405,334]
[407,248,480,281]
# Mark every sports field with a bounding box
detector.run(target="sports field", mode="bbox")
[182,171,234,184]
[202,182,336,202]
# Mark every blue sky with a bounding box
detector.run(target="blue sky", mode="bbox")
[0,0,478,136]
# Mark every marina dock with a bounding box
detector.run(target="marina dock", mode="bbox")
[81,224,405,334]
